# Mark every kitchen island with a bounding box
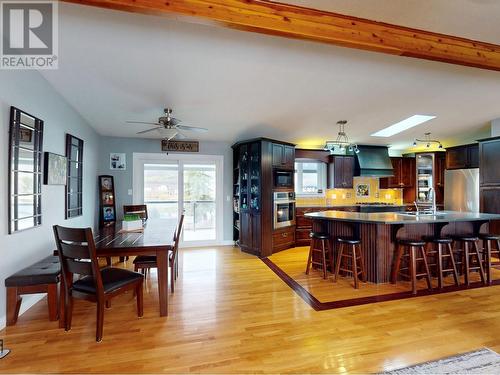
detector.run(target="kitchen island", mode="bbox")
[305,210,500,283]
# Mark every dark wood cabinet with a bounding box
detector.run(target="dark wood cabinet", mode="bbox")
[479,137,500,234]
[233,138,295,257]
[272,226,296,252]
[435,152,446,188]
[272,143,295,169]
[328,156,355,189]
[379,157,415,189]
[446,143,479,169]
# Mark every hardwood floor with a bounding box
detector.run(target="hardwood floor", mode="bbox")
[2,245,500,373]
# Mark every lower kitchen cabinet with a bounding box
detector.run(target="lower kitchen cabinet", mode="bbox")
[272,226,296,253]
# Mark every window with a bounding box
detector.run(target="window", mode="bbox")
[66,134,84,218]
[294,159,327,196]
[8,107,44,233]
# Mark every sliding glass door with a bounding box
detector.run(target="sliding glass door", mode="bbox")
[134,154,223,246]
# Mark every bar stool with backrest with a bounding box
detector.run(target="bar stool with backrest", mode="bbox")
[452,235,486,286]
[392,238,432,295]
[479,233,500,285]
[133,215,184,293]
[423,236,460,289]
[334,237,365,289]
[305,232,333,280]
[53,225,144,342]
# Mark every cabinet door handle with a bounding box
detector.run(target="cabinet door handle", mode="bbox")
[282,232,288,238]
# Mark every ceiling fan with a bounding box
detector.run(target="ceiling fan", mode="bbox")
[126,108,208,140]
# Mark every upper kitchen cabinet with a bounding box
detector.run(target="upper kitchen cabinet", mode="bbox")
[328,155,355,189]
[379,157,415,189]
[272,143,295,169]
[446,143,479,169]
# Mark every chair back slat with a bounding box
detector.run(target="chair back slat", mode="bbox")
[66,259,93,275]
[124,205,148,221]
[55,226,87,243]
[60,242,91,260]
[53,225,104,295]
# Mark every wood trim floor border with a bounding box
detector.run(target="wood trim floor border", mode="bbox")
[261,257,500,311]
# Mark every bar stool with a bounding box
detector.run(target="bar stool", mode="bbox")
[424,237,459,289]
[479,233,500,285]
[452,235,486,286]
[334,237,365,289]
[391,239,432,295]
[305,232,333,279]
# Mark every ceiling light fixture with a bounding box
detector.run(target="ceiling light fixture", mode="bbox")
[323,120,359,154]
[371,115,436,137]
[413,132,443,149]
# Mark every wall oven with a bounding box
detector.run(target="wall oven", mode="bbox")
[274,170,294,189]
[274,192,296,229]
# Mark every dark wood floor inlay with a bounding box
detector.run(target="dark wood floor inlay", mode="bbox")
[261,257,500,311]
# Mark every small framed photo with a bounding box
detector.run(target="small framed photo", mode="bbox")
[103,207,115,222]
[100,176,113,191]
[43,152,68,185]
[102,192,114,205]
[356,183,370,197]
[110,153,126,170]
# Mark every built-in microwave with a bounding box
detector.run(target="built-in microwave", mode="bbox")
[274,170,294,188]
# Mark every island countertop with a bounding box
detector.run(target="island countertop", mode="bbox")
[305,210,500,224]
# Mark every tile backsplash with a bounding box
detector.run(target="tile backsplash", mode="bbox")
[296,177,403,207]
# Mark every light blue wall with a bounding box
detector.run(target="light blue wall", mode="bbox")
[0,70,99,327]
[97,136,233,241]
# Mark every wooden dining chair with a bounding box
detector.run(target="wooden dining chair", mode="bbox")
[119,205,149,262]
[133,215,184,293]
[53,225,144,342]
[123,204,148,221]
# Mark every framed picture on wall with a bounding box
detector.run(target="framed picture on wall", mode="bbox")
[103,207,115,222]
[110,153,126,170]
[99,175,117,227]
[43,152,68,185]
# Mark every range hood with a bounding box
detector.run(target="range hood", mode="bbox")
[355,146,394,177]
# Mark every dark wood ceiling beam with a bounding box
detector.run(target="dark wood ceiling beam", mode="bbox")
[62,0,500,72]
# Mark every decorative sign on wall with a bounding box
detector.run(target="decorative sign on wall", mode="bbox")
[161,140,199,153]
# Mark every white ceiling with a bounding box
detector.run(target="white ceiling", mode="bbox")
[41,2,500,150]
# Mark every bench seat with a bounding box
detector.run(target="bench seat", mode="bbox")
[5,255,60,326]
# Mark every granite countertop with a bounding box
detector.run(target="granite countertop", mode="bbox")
[305,210,500,224]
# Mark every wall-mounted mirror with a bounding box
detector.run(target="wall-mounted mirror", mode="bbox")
[8,107,44,233]
[66,134,84,218]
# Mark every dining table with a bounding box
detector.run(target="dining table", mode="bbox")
[56,219,176,328]
[94,219,176,317]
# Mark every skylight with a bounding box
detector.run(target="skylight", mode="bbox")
[371,115,436,137]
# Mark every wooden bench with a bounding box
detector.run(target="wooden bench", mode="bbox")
[5,256,60,326]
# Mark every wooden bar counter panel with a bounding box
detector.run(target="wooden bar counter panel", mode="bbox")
[308,210,500,283]
[94,219,175,316]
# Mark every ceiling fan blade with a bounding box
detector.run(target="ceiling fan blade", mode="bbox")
[126,121,161,126]
[175,130,188,140]
[170,118,181,126]
[136,128,160,135]
[176,124,208,133]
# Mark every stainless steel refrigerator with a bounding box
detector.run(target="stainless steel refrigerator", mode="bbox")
[444,168,479,212]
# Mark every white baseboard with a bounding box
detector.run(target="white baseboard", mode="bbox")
[0,293,45,331]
